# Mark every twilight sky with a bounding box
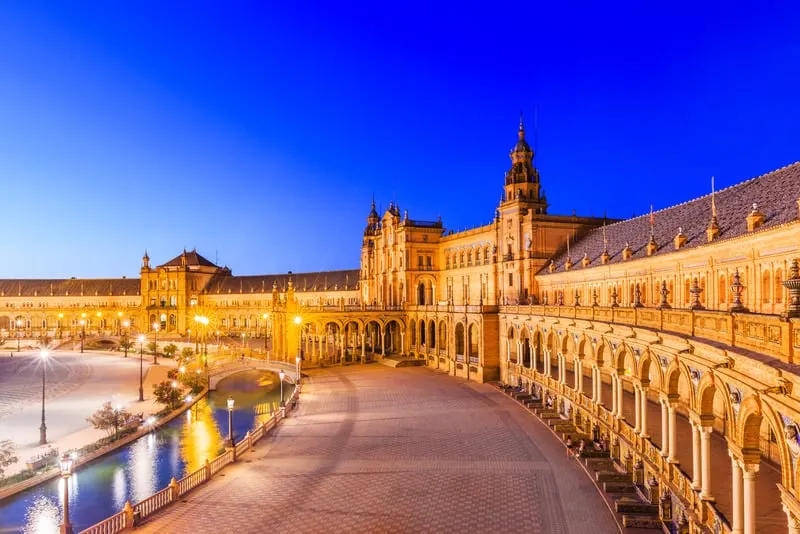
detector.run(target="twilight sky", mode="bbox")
[1,2,799,278]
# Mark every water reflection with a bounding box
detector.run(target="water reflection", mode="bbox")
[1,370,283,534]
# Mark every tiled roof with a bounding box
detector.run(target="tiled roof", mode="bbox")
[0,278,140,297]
[542,162,800,274]
[159,249,218,268]
[206,269,361,294]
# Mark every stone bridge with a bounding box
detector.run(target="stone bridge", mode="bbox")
[208,358,298,390]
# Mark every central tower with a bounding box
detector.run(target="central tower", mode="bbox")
[502,115,546,213]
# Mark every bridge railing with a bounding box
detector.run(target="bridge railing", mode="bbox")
[78,385,300,534]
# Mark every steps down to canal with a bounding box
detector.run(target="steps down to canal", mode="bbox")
[494,382,664,532]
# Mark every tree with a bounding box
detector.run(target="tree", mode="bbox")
[147,341,158,355]
[0,440,17,479]
[180,369,205,394]
[162,343,178,358]
[119,337,134,357]
[181,347,194,360]
[87,402,133,440]
[153,380,184,410]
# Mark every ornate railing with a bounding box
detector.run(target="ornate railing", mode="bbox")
[78,386,300,534]
[500,304,800,364]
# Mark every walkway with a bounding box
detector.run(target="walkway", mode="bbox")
[0,350,174,477]
[139,365,618,533]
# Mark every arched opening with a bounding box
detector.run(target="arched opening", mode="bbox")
[410,319,416,347]
[507,327,516,364]
[455,323,465,358]
[429,321,436,349]
[438,321,447,353]
[520,329,531,367]
[420,321,427,349]
[468,324,479,363]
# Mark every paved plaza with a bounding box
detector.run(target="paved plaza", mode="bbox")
[139,365,618,534]
[0,350,172,476]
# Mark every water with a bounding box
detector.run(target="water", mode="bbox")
[0,370,287,534]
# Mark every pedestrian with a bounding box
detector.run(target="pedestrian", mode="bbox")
[565,435,573,457]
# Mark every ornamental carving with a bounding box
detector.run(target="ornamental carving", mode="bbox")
[728,385,743,415]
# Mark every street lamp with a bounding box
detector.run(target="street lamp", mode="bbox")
[122,320,130,357]
[226,396,235,447]
[137,335,145,401]
[79,316,86,353]
[152,323,159,365]
[279,369,285,407]
[59,454,74,534]
[268,313,269,360]
[294,315,302,369]
[117,311,123,336]
[241,332,246,351]
[15,319,22,351]
[296,356,301,386]
[40,349,49,445]
[57,313,64,339]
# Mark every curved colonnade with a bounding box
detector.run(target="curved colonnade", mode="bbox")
[498,310,800,533]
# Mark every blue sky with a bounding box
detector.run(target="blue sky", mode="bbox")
[1,1,799,278]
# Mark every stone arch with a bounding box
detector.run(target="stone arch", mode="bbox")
[455,322,465,356]
[665,359,696,412]
[738,395,763,452]
[637,350,663,390]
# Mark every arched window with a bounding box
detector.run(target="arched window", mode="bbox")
[762,271,771,303]
[455,323,465,355]
[170,295,177,307]
[420,321,426,346]
[468,324,479,359]
[719,275,727,304]
[775,269,784,304]
[430,321,436,349]
[169,314,176,328]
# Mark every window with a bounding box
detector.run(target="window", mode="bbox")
[719,275,727,304]
[776,269,784,304]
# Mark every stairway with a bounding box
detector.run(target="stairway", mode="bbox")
[493,382,664,531]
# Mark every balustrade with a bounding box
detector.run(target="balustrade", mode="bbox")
[78,386,300,534]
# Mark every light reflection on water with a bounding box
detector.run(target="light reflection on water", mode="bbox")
[2,370,282,534]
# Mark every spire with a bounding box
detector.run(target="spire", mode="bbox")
[707,176,720,242]
[518,109,525,138]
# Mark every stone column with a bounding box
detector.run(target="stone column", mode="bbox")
[361,334,366,364]
[691,421,701,490]
[743,464,759,534]
[558,353,564,384]
[616,377,624,420]
[611,375,618,415]
[574,360,581,393]
[594,367,601,404]
[700,426,713,500]
[660,400,669,457]
[634,385,641,433]
[506,339,511,367]
[730,452,743,534]
[339,334,345,364]
[667,402,678,463]
[400,331,405,355]
[517,341,523,367]
[639,388,649,438]
[531,344,537,372]
[784,506,800,534]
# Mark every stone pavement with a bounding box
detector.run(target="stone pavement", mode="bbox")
[138,365,618,533]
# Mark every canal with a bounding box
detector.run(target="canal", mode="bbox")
[0,370,286,534]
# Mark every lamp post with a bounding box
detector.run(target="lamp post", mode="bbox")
[122,320,130,357]
[138,335,145,401]
[262,313,269,357]
[15,319,22,351]
[296,356,301,386]
[279,369,285,407]
[293,315,302,367]
[40,349,49,445]
[117,311,123,336]
[152,323,159,365]
[59,454,74,534]
[226,396,235,447]
[79,317,86,353]
[241,332,246,353]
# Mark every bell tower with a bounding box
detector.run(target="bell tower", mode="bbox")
[502,115,546,213]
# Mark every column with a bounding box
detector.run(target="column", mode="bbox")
[401,331,405,355]
[611,375,618,415]
[506,339,511,367]
[616,376,624,419]
[361,334,366,363]
[667,402,678,463]
[742,464,759,534]
[639,388,649,438]
[381,332,385,357]
[517,341,522,367]
[691,421,701,490]
[634,385,641,433]
[531,345,537,372]
[730,452,743,534]
[593,367,600,403]
[783,506,800,534]
[545,349,551,377]
[699,426,713,500]
[574,360,581,392]
[339,334,345,364]
[660,400,669,457]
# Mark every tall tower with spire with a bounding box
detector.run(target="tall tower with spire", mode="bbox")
[503,114,546,213]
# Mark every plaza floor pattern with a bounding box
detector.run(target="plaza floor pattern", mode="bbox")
[138,365,618,533]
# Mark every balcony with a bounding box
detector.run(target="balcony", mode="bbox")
[499,303,800,364]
